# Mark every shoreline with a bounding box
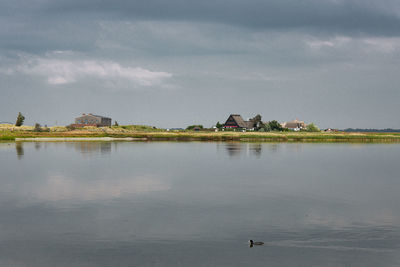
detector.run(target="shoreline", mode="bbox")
[2,126,400,143]
[5,134,400,143]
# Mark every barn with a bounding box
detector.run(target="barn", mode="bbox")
[73,113,112,127]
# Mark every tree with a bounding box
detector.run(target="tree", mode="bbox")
[33,123,42,132]
[262,123,272,132]
[216,121,223,129]
[268,120,283,131]
[306,123,320,132]
[15,112,25,126]
[249,114,262,129]
[114,121,119,126]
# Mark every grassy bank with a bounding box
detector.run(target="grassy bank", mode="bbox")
[1,124,400,142]
[0,135,15,141]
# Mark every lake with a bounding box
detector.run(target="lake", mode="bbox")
[0,142,399,266]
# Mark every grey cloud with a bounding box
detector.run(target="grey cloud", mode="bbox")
[2,0,400,34]
[37,0,400,35]
[0,17,100,54]
[2,0,400,55]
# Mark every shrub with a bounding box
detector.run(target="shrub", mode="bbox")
[186,125,204,130]
[261,123,272,132]
[66,125,76,131]
[268,120,283,131]
[306,123,320,132]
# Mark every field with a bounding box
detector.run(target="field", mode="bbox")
[1,124,400,142]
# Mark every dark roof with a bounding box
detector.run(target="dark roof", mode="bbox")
[77,113,111,120]
[245,121,255,129]
[229,114,248,128]
[224,114,255,129]
[91,114,111,119]
[285,123,301,128]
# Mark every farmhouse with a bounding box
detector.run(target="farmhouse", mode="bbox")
[73,113,112,127]
[223,114,253,129]
[281,119,306,131]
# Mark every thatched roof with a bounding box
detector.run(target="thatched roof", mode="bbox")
[231,115,248,128]
[282,119,306,129]
[224,114,254,129]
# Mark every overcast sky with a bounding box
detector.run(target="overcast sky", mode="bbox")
[1,0,400,128]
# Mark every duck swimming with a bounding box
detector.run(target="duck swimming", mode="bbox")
[249,240,264,247]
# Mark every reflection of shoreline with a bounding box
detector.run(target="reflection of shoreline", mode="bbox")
[14,142,114,158]
[15,137,144,141]
[15,142,304,158]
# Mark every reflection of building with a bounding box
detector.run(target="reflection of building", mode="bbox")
[72,142,112,155]
[281,119,306,131]
[250,143,262,157]
[223,143,263,157]
[225,143,243,157]
[73,113,112,127]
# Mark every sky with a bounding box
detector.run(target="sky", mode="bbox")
[1,0,400,129]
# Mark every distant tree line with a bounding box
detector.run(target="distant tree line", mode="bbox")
[343,128,400,133]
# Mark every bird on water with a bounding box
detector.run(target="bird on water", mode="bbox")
[249,240,264,247]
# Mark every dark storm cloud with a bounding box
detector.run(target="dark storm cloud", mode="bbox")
[0,19,99,53]
[1,0,399,54]
[33,0,400,36]
[1,0,400,35]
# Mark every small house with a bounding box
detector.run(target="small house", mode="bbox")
[223,114,254,130]
[281,119,306,131]
[324,128,338,132]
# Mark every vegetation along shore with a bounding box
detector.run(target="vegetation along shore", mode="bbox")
[1,124,400,143]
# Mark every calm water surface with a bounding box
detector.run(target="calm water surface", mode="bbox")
[0,142,400,266]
